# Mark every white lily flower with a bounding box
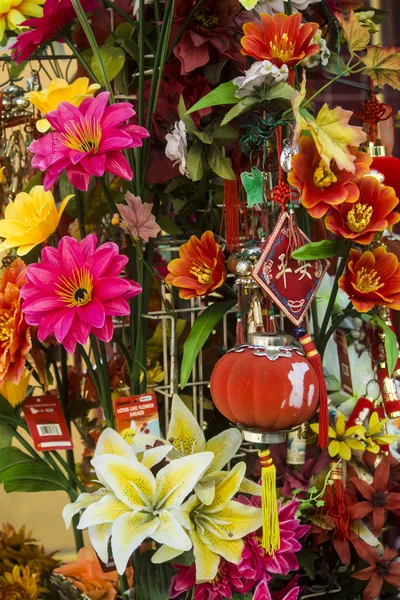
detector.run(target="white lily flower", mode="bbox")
[165,120,188,176]
[233,60,288,99]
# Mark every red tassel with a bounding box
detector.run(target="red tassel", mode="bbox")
[319,462,350,542]
[299,334,329,448]
[224,178,240,252]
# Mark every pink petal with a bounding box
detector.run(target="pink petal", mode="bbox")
[25,263,58,291]
[103,298,130,316]
[77,297,105,328]
[54,308,77,343]
[85,245,119,280]
[121,279,142,299]
[41,246,61,268]
[253,579,272,600]
[59,236,84,276]
[81,153,106,177]
[102,103,135,129]
[65,165,91,191]
[92,316,113,342]
[37,309,65,342]
[62,329,78,354]
[23,295,65,312]
[84,92,110,122]
[79,234,98,259]
[94,277,133,300]
[98,130,133,153]
[71,317,91,346]
[105,151,132,180]
[103,254,128,277]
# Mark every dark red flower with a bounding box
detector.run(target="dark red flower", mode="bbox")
[353,543,400,600]
[350,455,400,535]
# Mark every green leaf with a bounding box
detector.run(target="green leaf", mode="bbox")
[2,461,68,493]
[204,61,227,84]
[134,549,172,600]
[221,96,258,126]
[179,97,212,144]
[9,61,25,80]
[207,145,235,180]
[121,39,139,61]
[363,8,389,24]
[187,145,204,182]
[181,300,236,388]
[263,82,295,101]
[297,548,317,580]
[212,124,239,146]
[92,45,126,84]
[23,171,42,194]
[325,52,348,76]
[373,314,398,377]
[115,22,135,39]
[158,214,184,235]
[0,393,16,418]
[0,424,13,449]
[186,81,240,114]
[0,447,36,482]
[291,240,345,261]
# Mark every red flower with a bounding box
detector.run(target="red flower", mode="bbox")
[166,231,226,299]
[288,136,372,218]
[353,543,400,600]
[172,0,247,74]
[11,0,99,64]
[338,246,400,312]
[241,13,319,68]
[350,456,400,535]
[325,176,400,244]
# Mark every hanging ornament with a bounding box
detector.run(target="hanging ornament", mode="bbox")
[318,460,351,544]
[241,166,264,208]
[210,332,321,554]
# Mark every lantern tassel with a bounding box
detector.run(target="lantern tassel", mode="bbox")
[259,449,280,555]
[299,334,329,448]
[318,461,350,542]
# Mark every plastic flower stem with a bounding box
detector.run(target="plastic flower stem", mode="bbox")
[52,450,86,493]
[102,0,155,53]
[302,216,319,344]
[62,35,101,86]
[99,340,114,428]
[70,0,115,100]
[119,573,130,596]
[285,0,293,15]
[90,335,114,428]
[319,303,354,360]
[75,190,87,240]
[220,281,238,301]
[154,0,161,36]
[60,346,81,492]
[167,0,208,61]
[318,240,352,352]
[138,0,145,128]
[79,344,103,401]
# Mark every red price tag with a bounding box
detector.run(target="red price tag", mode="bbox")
[113,392,160,439]
[22,395,74,452]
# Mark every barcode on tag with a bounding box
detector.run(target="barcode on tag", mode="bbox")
[37,424,62,437]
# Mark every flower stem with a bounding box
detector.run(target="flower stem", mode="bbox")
[102,0,155,53]
[63,35,100,85]
[75,190,86,239]
[319,308,353,360]
[119,573,130,596]
[318,241,352,351]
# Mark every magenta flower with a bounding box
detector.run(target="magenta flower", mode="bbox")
[11,0,99,64]
[239,498,309,577]
[29,92,149,191]
[170,560,247,600]
[253,579,300,600]
[20,234,141,353]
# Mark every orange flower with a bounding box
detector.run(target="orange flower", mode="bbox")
[241,13,320,68]
[338,246,400,312]
[0,259,31,386]
[166,231,226,299]
[325,176,400,245]
[288,136,372,218]
[54,547,119,600]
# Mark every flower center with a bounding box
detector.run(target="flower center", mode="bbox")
[0,311,13,342]
[190,262,213,285]
[194,7,219,28]
[313,161,337,189]
[372,491,388,507]
[355,267,384,294]
[0,583,32,600]
[346,203,373,233]
[269,33,296,63]
[55,268,93,307]
[61,117,102,154]
[377,560,391,575]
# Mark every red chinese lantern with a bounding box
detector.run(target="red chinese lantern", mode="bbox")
[210,332,324,555]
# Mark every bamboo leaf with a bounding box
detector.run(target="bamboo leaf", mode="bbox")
[180,300,236,388]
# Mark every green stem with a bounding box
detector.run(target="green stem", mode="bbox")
[75,190,86,239]
[52,450,86,493]
[63,35,100,84]
[102,0,155,53]
[302,215,319,344]
[220,281,238,301]
[99,340,113,428]
[70,0,115,99]
[285,0,292,15]
[90,335,113,428]
[318,241,352,351]
[79,344,103,401]
[118,573,130,596]
[319,311,351,360]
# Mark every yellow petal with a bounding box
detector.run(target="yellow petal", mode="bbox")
[94,427,136,460]
[328,439,340,457]
[366,439,380,454]
[194,480,216,505]
[338,442,351,461]
[210,471,262,497]
[111,512,160,574]
[205,428,242,473]
[88,523,112,563]
[78,493,130,529]
[189,527,220,583]
[155,451,213,509]
[62,488,108,529]
[205,499,262,540]
[141,445,172,469]
[345,439,366,450]
[336,414,345,436]
[151,509,192,551]
[0,369,30,407]
[200,528,244,565]
[167,393,206,456]
[310,423,320,434]
[152,544,184,564]
[373,434,398,445]
[36,118,51,132]
[345,425,366,440]
[239,0,258,8]
[204,462,246,513]
[328,426,337,439]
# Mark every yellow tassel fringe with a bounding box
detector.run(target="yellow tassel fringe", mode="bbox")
[259,449,280,555]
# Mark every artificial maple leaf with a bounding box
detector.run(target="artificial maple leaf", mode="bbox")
[336,10,370,53]
[362,45,400,90]
[118,191,161,243]
[296,104,367,173]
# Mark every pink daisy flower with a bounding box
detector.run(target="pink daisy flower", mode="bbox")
[29,92,149,191]
[20,234,141,353]
[11,0,99,64]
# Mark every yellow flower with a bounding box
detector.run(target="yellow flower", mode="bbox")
[0,185,73,256]
[0,368,30,407]
[26,77,100,133]
[0,167,4,184]
[365,411,398,454]
[0,0,44,40]
[0,565,42,600]
[310,413,366,461]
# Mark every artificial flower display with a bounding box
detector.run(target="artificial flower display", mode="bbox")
[169,559,247,599]
[338,246,400,312]
[0,0,43,39]
[325,176,400,244]
[26,77,101,133]
[352,544,400,600]
[29,92,149,191]
[364,411,398,454]
[240,12,320,68]
[21,235,141,353]
[0,186,73,256]
[11,0,99,63]
[0,259,31,386]
[310,413,365,460]
[166,231,226,299]
[288,136,372,218]
[118,191,161,243]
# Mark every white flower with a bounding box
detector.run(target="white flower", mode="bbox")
[250,0,321,14]
[233,60,288,99]
[302,29,331,69]
[165,120,188,177]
